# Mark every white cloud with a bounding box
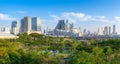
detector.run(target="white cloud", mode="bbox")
[61,12,92,22]
[92,16,109,22]
[0,13,16,20]
[16,11,26,14]
[114,16,120,22]
[96,16,106,19]
[49,12,109,23]
[49,14,61,21]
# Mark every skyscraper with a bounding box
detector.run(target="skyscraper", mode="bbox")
[31,17,42,34]
[109,26,111,35]
[112,25,117,35]
[65,19,69,30]
[83,29,87,36]
[20,16,30,34]
[11,21,19,34]
[69,23,73,32]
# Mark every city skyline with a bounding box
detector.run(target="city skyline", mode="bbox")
[1,0,120,33]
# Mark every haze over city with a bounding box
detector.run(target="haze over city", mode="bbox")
[0,0,120,33]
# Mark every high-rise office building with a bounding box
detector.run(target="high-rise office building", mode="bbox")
[11,21,19,34]
[20,16,30,34]
[31,17,42,34]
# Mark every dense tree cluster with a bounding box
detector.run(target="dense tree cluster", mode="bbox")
[0,33,120,64]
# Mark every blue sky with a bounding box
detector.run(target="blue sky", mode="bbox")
[0,0,120,33]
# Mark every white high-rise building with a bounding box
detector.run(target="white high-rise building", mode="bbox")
[98,27,103,35]
[72,28,82,37]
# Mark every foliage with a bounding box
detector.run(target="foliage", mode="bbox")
[0,33,120,64]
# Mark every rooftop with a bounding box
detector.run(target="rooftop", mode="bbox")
[0,32,18,39]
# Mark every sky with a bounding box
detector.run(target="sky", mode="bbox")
[0,0,120,33]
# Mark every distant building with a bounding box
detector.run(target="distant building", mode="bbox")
[112,25,117,35]
[54,20,68,36]
[20,16,30,34]
[69,23,73,32]
[109,26,111,35]
[0,32,18,39]
[11,21,19,34]
[53,19,82,37]
[98,27,103,35]
[113,25,115,34]
[66,19,69,29]
[87,30,91,36]
[44,27,52,35]
[72,28,82,37]
[1,27,10,33]
[103,26,112,36]
[83,29,87,36]
[103,26,109,35]
[55,20,68,30]
[31,17,42,34]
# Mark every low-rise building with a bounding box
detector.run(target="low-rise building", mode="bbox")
[0,32,18,39]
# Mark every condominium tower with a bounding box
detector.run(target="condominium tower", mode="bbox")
[31,17,42,34]
[20,16,30,34]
